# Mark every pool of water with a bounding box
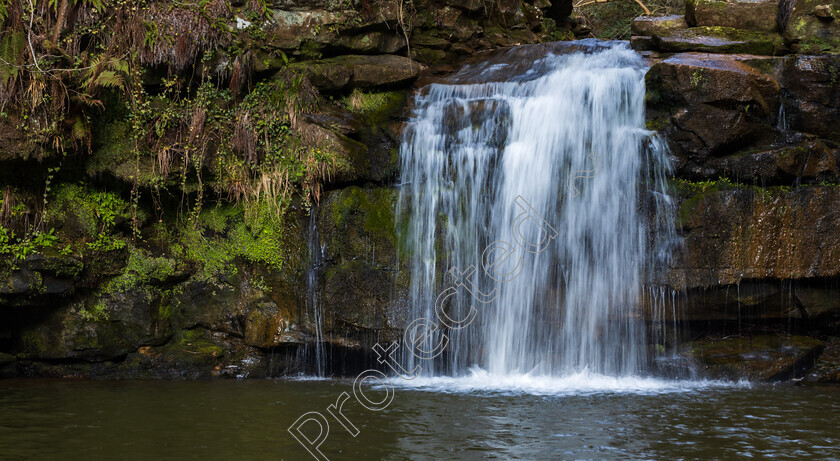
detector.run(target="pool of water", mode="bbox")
[1,377,838,460]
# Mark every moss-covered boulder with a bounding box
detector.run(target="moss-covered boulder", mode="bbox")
[684,334,825,380]
[783,0,840,54]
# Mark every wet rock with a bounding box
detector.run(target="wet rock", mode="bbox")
[289,54,424,92]
[669,186,840,289]
[783,0,840,54]
[244,299,298,348]
[793,284,840,319]
[632,14,688,36]
[0,255,83,301]
[0,352,15,378]
[684,335,824,381]
[699,138,840,183]
[651,27,788,55]
[781,55,840,141]
[806,340,840,382]
[317,187,408,343]
[686,0,779,32]
[647,53,781,159]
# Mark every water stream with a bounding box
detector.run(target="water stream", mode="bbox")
[398,40,675,382]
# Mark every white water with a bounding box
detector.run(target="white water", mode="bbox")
[396,368,746,396]
[397,40,677,386]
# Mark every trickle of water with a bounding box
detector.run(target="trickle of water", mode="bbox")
[777,102,788,132]
[306,209,326,376]
[397,40,674,378]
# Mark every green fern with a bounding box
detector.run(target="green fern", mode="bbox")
[0,32,25,85]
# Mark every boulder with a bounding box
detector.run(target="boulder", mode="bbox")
[783,0,840,54]
[687,0,779,32]
[647,53,781,159]
[632,15,689,36]
[781,55,840,141]
[806,340,840,382]
[289,54,424,92]
[651,27,788,55]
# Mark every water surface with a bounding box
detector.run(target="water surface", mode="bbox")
[1,378,838,459]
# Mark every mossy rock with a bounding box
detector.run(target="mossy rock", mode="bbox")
[784,0,840,54]
[289,54,423,92]
[653,27,788,55]
[319,186,399,268]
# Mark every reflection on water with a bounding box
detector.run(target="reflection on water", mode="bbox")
[0,379,838,460]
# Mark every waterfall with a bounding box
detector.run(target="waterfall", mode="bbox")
[397,40,674,378]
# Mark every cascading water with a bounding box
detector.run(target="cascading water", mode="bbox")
[397,40,675,380]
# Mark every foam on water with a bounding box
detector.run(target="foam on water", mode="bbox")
[392,367,747,396]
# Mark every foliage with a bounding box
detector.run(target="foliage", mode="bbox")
[175,200,285,281]
[575,0,683,39]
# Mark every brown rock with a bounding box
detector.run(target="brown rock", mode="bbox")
[290,54,424,92]
[687,0,779,32]
[781,55,840,141]
[670,186,840,289]
[684,335,824,381]
[631,14,688,36]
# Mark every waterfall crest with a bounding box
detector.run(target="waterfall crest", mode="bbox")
[397,40,674,378]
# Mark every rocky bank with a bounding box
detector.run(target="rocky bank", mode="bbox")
[1,0,839,383]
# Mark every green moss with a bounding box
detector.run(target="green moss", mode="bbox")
[340,89,405,122]
[174,201,285,281]
[176,328,224,357]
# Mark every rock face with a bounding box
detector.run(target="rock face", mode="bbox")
[669,186,840,289]
[316,186,408,346]
[646,52,840,180]
[638,4,840,382]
